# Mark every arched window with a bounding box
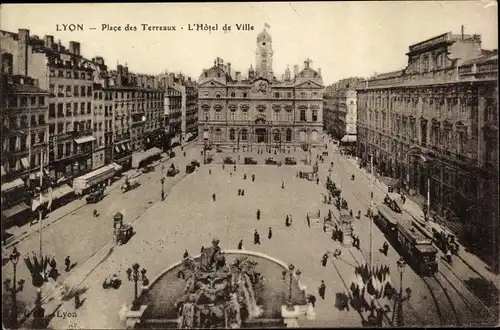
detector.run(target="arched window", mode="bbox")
[286,129,292,142]
[274,92,280,99]
[215,128,222,141]
[310,130,318,142]
[273,130,280,142]
[231,92,236,98]
[299,131,306,142]
[229,128,235,141]
[300,109,306,121]
[215,93,221,99]
[241,129,248,141]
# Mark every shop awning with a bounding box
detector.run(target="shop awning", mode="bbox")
[1,166,5,177]
[115,146,121,153]
[120,145,126,151]
[132,147,162,168]
[21,157,30,168]
[380,177,400,189]
[29,169,49,180]
[1,178,25,193]
[341,135,357,143]
[51,184,74,200]
[2,202,30,219]
[111,162,123,172]
[185,133,193,141]
[75,136,96,144]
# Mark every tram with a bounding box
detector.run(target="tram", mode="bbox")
[375,202,438,276]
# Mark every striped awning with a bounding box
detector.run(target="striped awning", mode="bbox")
[341,135,357,143]
[1,178,25,193]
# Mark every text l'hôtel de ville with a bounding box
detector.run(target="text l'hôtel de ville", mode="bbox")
[56,23,255,33]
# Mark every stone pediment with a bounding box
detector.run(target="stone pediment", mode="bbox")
[294,80,324,89]
[199,79,226,88]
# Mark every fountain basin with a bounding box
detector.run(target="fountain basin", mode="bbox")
[134,250,308,328]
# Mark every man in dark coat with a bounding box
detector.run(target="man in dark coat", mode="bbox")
[64,256,71,272]
[256,209,261,220]
[268,227,273,240]
[321,253,328,267]
[307,214,311,228]
[253,230,261,245]
[319,280,326,300]
[212,193,216,202]
[237,240,243,250]
[307,294,317,308]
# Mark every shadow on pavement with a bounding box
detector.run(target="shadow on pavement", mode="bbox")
[464,277,500,308]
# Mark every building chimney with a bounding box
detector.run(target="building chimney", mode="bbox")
[17,29,30,76]
[95,56,104,66]
[227,62,231,76]
[293,64,299,77]
[461,25,464,39]
[235,71,241,81]
[117,64,123,86]
[69,41,80,56]
[317,68,322,77]
[44,35,54,48]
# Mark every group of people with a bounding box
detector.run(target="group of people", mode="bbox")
[251,227,273,245]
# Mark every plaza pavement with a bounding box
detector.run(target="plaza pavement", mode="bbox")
[4,142,201,328]
[46,163,375,329]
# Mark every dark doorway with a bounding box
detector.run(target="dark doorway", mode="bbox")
[255,128,267,144]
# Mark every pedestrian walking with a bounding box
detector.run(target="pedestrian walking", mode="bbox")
[285,215,290,227]
[253,230,261,245]
[243,173,247,180]
[316,177,319,185]
[212,193,216,202]
[333,249,341,258]
[74,291,81,309]
[238,240,243,250]
[319,280,326,300]
[307,214,311,228]
[321,253,328,267]
[252,174,255,182]
[268,227,273,239]
[209,169,212,175]
[238,189,241,196]
[307,294,317,308]
[64,256,71,272]
[183,250,189,259]
[350,209,353,217]
[234,165,236,171]
[230,172,232,177]
[241,189,245,196]
[201,246,204,253]
[382,242,389,256]
[256,209,261,220]
[222,164,225,170]
[281,181,285,189]
[323,223,327,232]
[289,215,293,226]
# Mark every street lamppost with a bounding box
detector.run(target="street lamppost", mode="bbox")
[126,263,149,304]
[282,264,301,311]
[160,172,165,201]
[396,257,406,326]
[4,247,24,329]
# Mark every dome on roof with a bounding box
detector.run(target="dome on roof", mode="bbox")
[257,29,272,43]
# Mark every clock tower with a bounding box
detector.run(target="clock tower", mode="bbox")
[255,27,273,78]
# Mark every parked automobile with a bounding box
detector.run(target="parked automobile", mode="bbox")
[169,151,176,158]
[223,157,235,164]
[244,157,258,165]
[121,179,140,193]
[322,150,329,156]
[86,189,105,203]
[284,157,297,165]
[142,165,155,173]
[205,155,213,164]
[265,157,278,165]
[167,165,180,177]
[186,164,196,173]
[191,160,201,167]
[216,147,223,153]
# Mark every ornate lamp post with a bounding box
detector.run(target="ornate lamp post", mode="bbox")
[396,257,406,326]
[282,264,301,311]
[4,247,24,328]
[126,263,148,303]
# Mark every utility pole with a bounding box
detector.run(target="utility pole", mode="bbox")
[369,153,374,270]
[39,154,43,260]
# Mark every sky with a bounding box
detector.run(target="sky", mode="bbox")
[1,1,497,85]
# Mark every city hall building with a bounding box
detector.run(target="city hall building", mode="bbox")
[197,28,325,150]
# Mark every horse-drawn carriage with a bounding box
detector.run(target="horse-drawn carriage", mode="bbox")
[121,178,140,193]
[335,197,348,210]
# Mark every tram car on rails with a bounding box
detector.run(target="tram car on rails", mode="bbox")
[375,202,438,277]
